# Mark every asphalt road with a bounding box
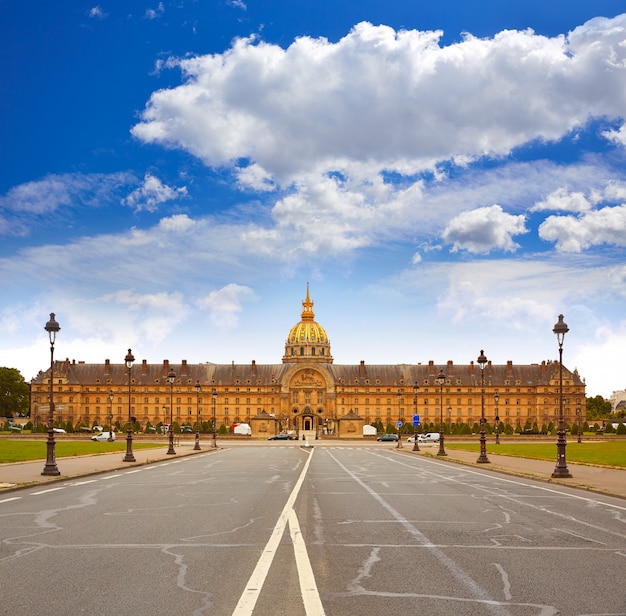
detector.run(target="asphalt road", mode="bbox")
[1,444,624,616]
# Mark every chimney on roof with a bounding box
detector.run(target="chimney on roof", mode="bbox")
[251,360,256,373]
[359,360,366,377]
[105,359,110,375]
[506,360,513,376]
[142,359,147,375]
[182,359,188,376]
[447,360,453,373]
[162,359,169,377]
[469,360,475,375]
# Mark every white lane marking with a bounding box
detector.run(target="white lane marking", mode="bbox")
[71,480,97,486]
[232,449,324,616]
[30,487,65,495]
[101,474,122,480]
[383,451,626,512]
[124,469,143,474]
[0,497,22,503]
[288,508,325,616]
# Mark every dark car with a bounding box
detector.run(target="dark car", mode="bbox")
[377,433,399,442]
[268,434,294,440]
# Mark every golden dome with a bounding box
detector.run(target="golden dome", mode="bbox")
[283,284,333,364]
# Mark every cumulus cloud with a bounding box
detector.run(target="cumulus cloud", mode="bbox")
[442,205,527,254]
[122,173,188,212]
[197,284,256,329]
[539,204,626,252]
[531,188,591,212]
[132,16,626,185]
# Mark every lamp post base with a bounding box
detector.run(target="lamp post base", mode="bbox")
[552,432,572,478]
[123,432,135,462]
[167,432,176,455]
[477,432,490,463]
[437,434,446,456]
[41,434,60,476]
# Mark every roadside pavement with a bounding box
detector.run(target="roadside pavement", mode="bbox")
[1,440,624,500]
[404,443,626,500]
[0,442,210,492]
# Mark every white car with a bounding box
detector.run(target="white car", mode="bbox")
[406,434,425,443]
[52,428,66,433]
[421,432,441,443]
[91,431,115,442]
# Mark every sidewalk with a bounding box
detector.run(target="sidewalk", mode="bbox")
[0,442,209,492]
[406,444,626,500]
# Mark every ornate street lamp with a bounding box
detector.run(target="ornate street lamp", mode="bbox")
[194,380,201,451]
[552,314,572,478]
[494,391,500,445]
[212,389,217,448]
[576,405,582,444]
[412,384,420,451]
[41,313,61,476]
[476,350,490,463]
[107,390,114,441]
[436,369,446,456]
[123,349,136,462]
[166,368,176,455]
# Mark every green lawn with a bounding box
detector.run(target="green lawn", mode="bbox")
[0,440,162,464]
[445,440,626,468]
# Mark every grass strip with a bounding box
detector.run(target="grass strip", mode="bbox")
[0,440,163,463]
[445,440,626,467]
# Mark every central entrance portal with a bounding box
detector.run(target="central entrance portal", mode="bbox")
[303,416,313,431]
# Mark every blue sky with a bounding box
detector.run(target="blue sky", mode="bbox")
[1,1,625,399]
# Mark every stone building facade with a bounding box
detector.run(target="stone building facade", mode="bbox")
[30,286,586,437]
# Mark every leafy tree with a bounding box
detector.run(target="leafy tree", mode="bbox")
[0,367,30,417]
[586,395,612,419]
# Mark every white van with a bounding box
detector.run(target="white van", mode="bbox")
[421,432,440,443]
[91,431,115,442]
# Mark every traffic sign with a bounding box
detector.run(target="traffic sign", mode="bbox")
[413,414,420,426]
[396,421,403,429]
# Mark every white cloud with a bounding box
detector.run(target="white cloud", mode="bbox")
[88,6,107,19]
[538,204,626,252]
[442,205,527,254]
[145,3,164,20]
[122,173,187,212]
[132,16,626,186]
[197,284,256,329]
[602,122,626,146]
[531,187,591,212]
[0,172,134,236]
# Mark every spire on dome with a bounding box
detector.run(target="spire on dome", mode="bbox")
[301,282,315,321]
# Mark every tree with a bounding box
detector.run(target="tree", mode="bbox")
[586,395,612,419]
[0,367,30,418]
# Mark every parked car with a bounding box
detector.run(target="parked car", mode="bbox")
[268,434,293,440]
[91,431,115,442]
[92,425,103,432]
[421,432,440,443]
[377,433,399,442]
[406,434,425,443]
[53,428,66,433]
